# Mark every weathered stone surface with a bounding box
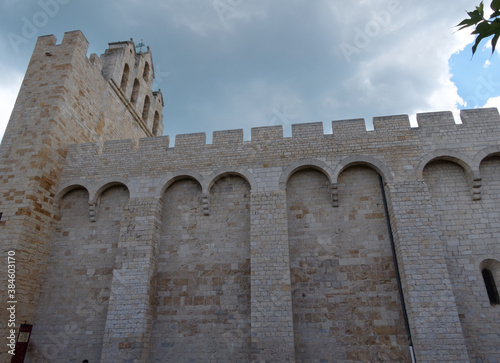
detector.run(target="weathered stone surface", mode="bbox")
[287,168,410,362]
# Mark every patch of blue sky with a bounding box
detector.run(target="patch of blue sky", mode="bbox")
[450,41,500,109]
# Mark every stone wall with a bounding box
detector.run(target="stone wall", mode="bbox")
[29,186,128,362]
[46,106,500,362]
[151,176,251,361]
[287,167,410,361]
[424,157,500,362]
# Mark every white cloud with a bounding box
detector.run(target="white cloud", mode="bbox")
[484,96,500,110]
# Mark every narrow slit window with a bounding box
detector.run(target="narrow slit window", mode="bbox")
[482,268,500,305]
[153,111,160,135]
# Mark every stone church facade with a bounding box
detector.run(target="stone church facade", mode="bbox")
[1,30,500,362]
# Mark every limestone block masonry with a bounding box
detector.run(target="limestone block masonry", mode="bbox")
[1,30,500,362]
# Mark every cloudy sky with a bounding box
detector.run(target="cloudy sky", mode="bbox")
[0,0,499,142]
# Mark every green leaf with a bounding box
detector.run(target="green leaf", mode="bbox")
[478,1,485,15]
[471,21,496,55]
[457,18,478,30]
[468,8,484,23]
[456,6,486,31]
[472,31,490,55]
[491,19,500,53]
[457,1,500,57]
[471,20,493,35]
[492,33,500,53]
[491,0,500,12]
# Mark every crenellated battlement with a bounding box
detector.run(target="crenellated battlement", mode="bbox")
[461,107,500,123]
[251,125,284,142]
[65,108,500,158]
[331,118,367,139]
[212,129,244,145]
[175,132,207,148]
[34,30,89,52]
[373,114,412,132]
[416,111,456,128]
[291,122,324,138]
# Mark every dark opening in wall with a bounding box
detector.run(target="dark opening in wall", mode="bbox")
[482,268,500,305]
[153,111,160,135]
[142,95,150,122]
[131,79,140,105]
[143,62,150,82]
[120,64,130,94]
